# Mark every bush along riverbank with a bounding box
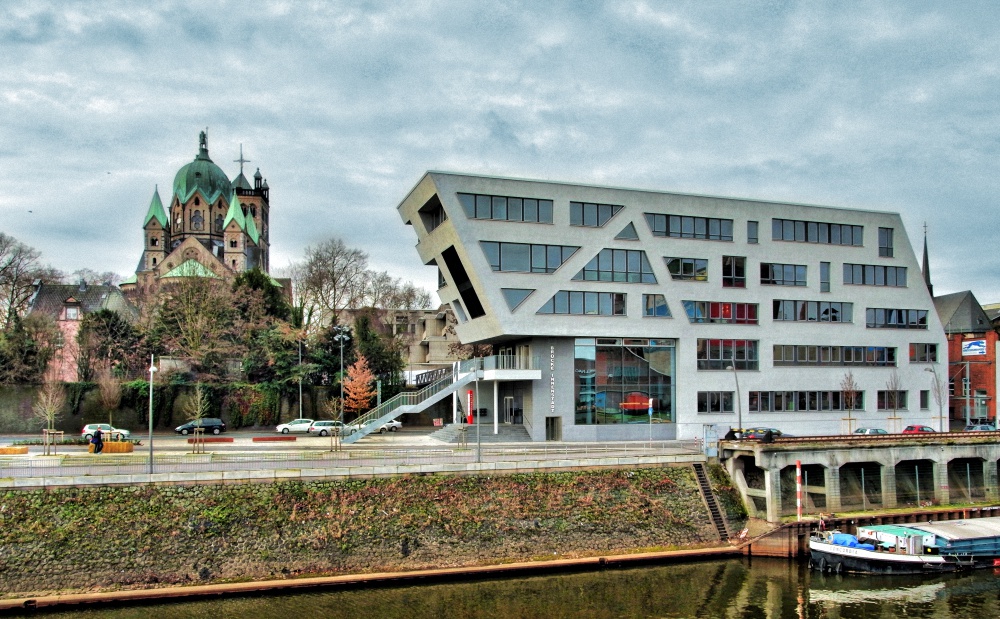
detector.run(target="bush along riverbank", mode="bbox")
[0,465,746,598]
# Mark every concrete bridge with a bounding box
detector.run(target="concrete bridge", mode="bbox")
[719,433,1000,522]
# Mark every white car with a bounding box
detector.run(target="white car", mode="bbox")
[275,418,314,434]
[80,423,130,441]
[346,419,402,435]
[307,420,344,436]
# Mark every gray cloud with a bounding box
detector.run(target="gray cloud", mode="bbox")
[2,1,1000,300]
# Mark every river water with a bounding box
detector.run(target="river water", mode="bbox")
[24,558,1000,618]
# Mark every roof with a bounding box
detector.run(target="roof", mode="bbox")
[933,290,991,334]
[27,283,137,321]
[222,190,246,231]
[232,172,252,190]
[911,517,1000,540]
[160,259,222,279]
[172,132,233,205]
[244,208,260,244]
[143,186,168,228]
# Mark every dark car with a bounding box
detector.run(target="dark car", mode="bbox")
[175,418,227,435]
[902,425,935,434]
[742,427,784,439]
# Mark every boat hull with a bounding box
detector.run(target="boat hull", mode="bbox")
[809,540,954,575]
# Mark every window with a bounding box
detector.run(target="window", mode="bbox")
[772,300,853,323]
[772,219,863,246]
[698,392,734,414]
[642,294,670,317]
[749,391,864,412]
[747,221,759,244]
[573,249,656,283]
[760,263,807,286]
[878,227,894,257]
[920,390,930,410]
[65,306,79,320]
[418,194,448,232]
[574,338,675,425]
[696,339,759,370]
[458,193,553,223]
[820,262,830,293]
[229,239,237,248]
[570,202,623,227]
[150,237,158,247]
[537,291,627,316]
[877,390,908,411]
[722,256,746,288]
[774,345,896,367]
[682,301,758,324]
[645,213,733,241]
[909,343,937,362]
[843,263,907,287]
[615,223,639,240]
[866,308,928,329]
[480,242,579,274]
[438,268,447,288]
[665,257,708,281]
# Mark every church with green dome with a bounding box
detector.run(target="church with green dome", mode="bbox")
[120,131,272,295]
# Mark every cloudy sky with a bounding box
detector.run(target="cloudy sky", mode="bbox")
[2,1,999,301]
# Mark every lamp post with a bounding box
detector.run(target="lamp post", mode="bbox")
[148,354,157,475]
[298,339,303,419]
[333,330,350,452]
[727,364,742,438]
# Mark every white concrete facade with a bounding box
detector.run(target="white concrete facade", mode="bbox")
[397,172,947,441]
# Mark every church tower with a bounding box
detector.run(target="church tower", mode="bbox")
[142,186,169,271]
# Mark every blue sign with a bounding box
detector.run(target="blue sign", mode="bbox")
[962,340,987,356]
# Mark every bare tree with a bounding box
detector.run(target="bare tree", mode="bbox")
[930,366,947,431]
[885,369,903,432]
[96,366,122,426]
[0,232,60,332]
[841,370,860,434]
[295,238,370,326]
[184,384,210,453]
[32,378,66,432]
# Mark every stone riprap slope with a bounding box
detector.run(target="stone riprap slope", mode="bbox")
[0,466,719,597]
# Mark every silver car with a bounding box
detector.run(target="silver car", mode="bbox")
[307,420,344,436]
[853,428,888,435]
[80,423,130,441]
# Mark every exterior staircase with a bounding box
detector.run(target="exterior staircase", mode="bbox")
[429,423,532,444]
[693,462,731,541]
[341,358,481,444]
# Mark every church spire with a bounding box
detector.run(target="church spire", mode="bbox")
[922,222,933,297]
[222,190,246,231]
[143,185,168,228]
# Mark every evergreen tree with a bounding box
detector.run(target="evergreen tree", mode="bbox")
[233,267,291,321]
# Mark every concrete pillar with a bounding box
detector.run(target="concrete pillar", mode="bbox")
[825,466,842,511]
[452,391,458,424]
[880,462,897,509]
[493,380,499,435]
[764,467,781,522]
[933,459,950,505]
[985,458,999,503]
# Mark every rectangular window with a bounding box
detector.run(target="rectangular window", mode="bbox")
[458,193,553,223]
[747,221,759,244]
[920,390,930,410]
[480,242,578,274]
[697,391,734,414]
[773,344,896,367]
[844,264,907,287]
[866,308,928,329]
[760,263,807,286]
[722,256,746,288]
[682,301,758,325]
[877,390,908,411]
[772,300,853,323]
[878,227,894,257]
[909,343,937,362]
[820,262,830,292]
[537,291,627,316]
[665,257,708,281]
[645,213,733,241]
[642,294,671,317]
[749,391,864,412]
[696,339,759,370]
[772,219,863,246]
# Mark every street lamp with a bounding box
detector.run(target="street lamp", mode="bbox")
[148,354,157,475]
[333,330,350,451]
[925,366,946,432]
[727,364,742,438]
[298,338,303,419]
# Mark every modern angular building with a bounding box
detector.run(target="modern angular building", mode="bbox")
[397,172,947,441]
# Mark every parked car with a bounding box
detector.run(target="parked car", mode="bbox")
[854,427,889,435]
[276,418,314,434]
[344,419,403,436]
[902,425,935,434]
[80,423,130,441]
[307,420,344,436]
[174,418,227,435]
[742,427,783,439]
[964,424,997,432]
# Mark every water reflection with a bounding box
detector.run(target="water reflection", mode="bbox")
[26,558,1000,618]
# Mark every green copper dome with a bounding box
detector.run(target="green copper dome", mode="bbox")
[172,131,233,205]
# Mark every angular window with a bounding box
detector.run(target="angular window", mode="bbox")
[570,202,623,227]
[480,242,578,273]
[537,291,626,316]
[501,288,535,312]
[642,294,670,317]
[441,246,485,319]
[458,192,553,223]
[645,213,733,241]
[615,222,639,240]
[665,257,708,281]
[418,194,448,232]
[573,249,656,283]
